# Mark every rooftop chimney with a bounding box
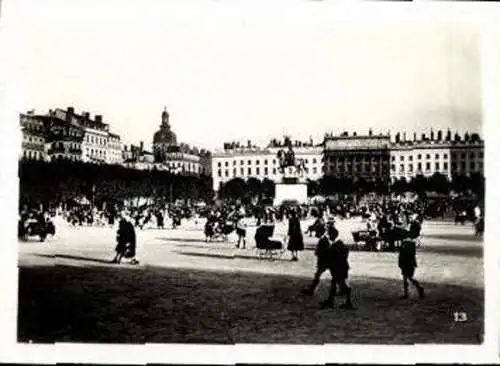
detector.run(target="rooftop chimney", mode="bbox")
[353,132,357,137]
[446,129,452,141]
[247,140,251,148]
[437,130,443,141]
[413,132,417,141]
[403,132,407,142]
[395,132,400,143]
[95,115,102,124]
[140,141,144,151]
[430,129,435,141]
[66,107,74,123]
[369,128,373,136]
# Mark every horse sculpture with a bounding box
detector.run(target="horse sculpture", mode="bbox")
[277,144,306,177]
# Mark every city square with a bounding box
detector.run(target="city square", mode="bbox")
[6,3,492,363]
[18,216,483,344]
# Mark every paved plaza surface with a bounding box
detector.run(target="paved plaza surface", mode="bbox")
[18,217,483,344]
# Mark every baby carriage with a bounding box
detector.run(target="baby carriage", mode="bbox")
[254,224,285,260]
[205,220,235,242]
[351,229,381,251]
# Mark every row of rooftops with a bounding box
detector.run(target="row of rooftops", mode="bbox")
[22,107,112,133]
[216,129,483,156]
[124,141,211,158]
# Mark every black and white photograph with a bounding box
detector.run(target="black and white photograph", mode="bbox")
[1,0,498,364]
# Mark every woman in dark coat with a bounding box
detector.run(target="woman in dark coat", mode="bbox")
[287,209,304,261]
[112,214,139,264]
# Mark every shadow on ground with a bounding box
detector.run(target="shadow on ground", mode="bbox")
[18,264,483,345]
[422,233,482,243]
[35,254,115,264]
[419,244,482,258]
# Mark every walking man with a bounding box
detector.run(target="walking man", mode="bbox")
[302,223,354,309]
[398,239,424,299]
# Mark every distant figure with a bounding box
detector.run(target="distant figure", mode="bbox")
[306,211,325,238]
[156,210,164,229]
[112,213,139,265]
[398,239,424,299]
[302,224,354,309]
[235,215,247,249]
[287,209,304,261]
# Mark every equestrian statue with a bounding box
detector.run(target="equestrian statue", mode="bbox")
[276,136,307,176]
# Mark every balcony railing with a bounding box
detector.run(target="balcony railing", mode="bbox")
[47,147,65,154]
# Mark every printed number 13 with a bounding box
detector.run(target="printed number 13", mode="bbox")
[454,312,467,322]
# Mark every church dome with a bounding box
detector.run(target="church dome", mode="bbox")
[153,128,177,145]
[153,107,177,145]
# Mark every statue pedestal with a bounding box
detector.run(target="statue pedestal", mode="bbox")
[274,166,307,206]
[274,182,308,206]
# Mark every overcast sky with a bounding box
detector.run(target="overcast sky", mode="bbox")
[4,1,485,151]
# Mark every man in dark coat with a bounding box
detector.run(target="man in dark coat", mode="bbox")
[112,213,139,265]
[398,239,424,299]
[302,223,354,309]
[287,209,304,261]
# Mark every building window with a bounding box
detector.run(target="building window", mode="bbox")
[217,169,222,177]
[479,152,484,158]
[273,168,277,174]
[313,167,317,174]
[256,167,260,175]
[417,162,422,171]
[470,162,476,170]
[479,162,483,169]
[225,161,229,167]
[248,160,251,165]
[426,154,430,159]
[435,162,440,170]
[435,154,439,159]
[233,160,236,166]
[391,164,395,171]
[400,164,404,172]
[240,160,244,165]
[313,158,317,164]
[409,156,413,161]
[426,162,430,170]
[225,170,229,177]
[408,164,413,172]
[443,154,448,159]
[418,154,422,159]
[400,156,404,161]
[461,153,466,159]
[264,160,268,165]
[248,167,252,175]
[256,160,260,165]
[470,153,475,159]
[273,159,276,165]
[264,167,268,175]
[461,162,466,170]
[444,162,448,170]
[240,168,244,175]
[233,168,237,176]
[451,162,457,170]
